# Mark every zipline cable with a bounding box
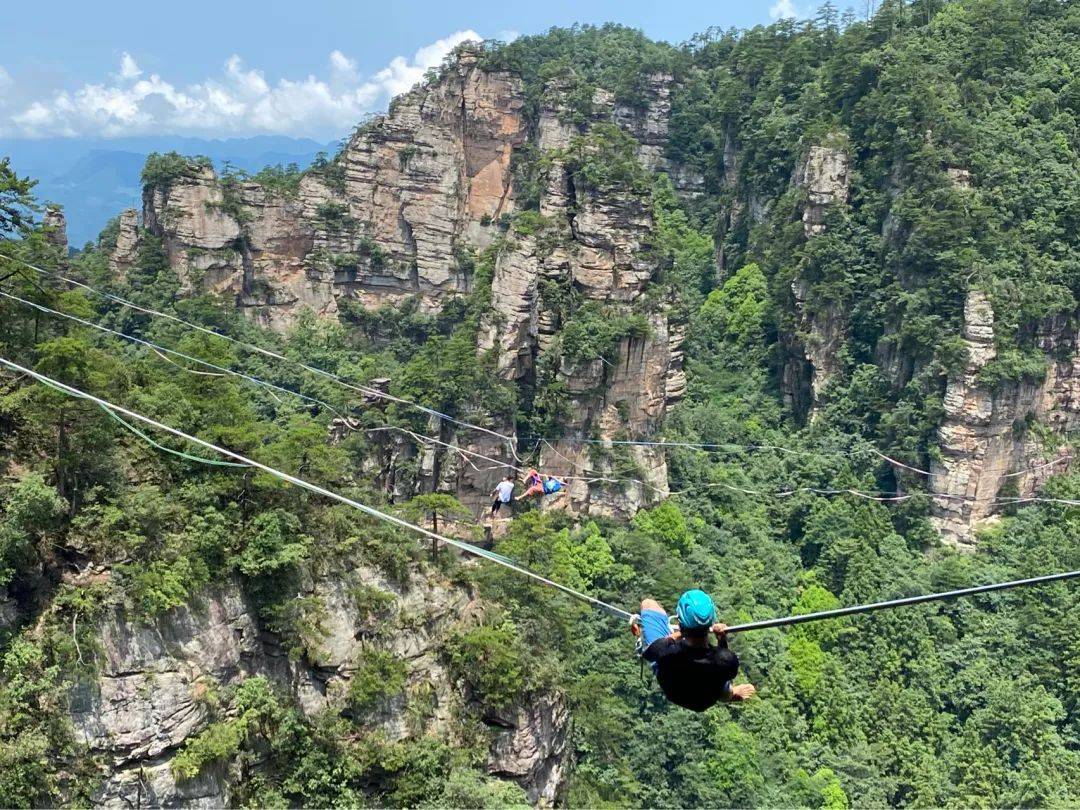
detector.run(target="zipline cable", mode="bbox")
[8,279,1073,507]
[0,355,633,621]
[4,356,1079,633]
[15,255,1063,481]
[3,256,517,447]
[725,569,1080,633]
[0,289,348,418]
[5,256,1074,502]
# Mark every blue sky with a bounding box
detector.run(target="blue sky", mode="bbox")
[0,0,803,141]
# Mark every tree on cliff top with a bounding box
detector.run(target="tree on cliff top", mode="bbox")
[0,158,38,237]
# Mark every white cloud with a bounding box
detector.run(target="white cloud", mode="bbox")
[770,0,799,18]
[3,29,483,139]
[0,66,12,91]
[361,29,481,99]
[329,50,359,85]
[118,52,142,80]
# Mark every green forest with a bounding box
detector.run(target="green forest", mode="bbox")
[2,0,1080,806]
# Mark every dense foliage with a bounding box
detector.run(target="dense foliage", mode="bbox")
[1,1,1080,807]
[0,157,38,237]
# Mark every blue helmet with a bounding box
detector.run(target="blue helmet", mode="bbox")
[676,589,717,630]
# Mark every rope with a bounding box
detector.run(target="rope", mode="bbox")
[0,289,347,418]
[0,355,633,621]
[5,356,1080,635]
[10,281,1074,508]
[369,425,636,487]
[5,256,519,449]
[725,569,1080,633]
[91,395,246,468]
[6,258,1075,507]
[528,436,1071,482]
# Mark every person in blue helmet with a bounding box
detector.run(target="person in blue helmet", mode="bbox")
[631,589,756,711]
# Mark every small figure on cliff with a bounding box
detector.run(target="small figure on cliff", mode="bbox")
[542,475,567,497]
[631,589,756,711]
[490,475,515,517]
[516,471,567,501]
[518,469,543,499]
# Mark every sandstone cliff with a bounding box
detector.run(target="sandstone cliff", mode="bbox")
[43,206,69,256]
[71,568,568,806]
[106,44,1077,549]
[781,143,851,419]
[931,290,1075,546]
[121,46,691,521]
[138,48,525,332]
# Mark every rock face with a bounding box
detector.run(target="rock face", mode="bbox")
[783,277,846,418]
[797,145,850,237]
[931,290,1075,546]
[136,48,526,331]
[475,82,684,514]
[72,569,570,806]
[108,209,140,280]
[70,586,264,806]
[43,206,68,255]
[121,48,690,519]
[486,692,571,805]
[782,143,851,418]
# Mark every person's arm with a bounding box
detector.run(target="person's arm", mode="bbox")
[710,623,756,701]
[710,622,729,648]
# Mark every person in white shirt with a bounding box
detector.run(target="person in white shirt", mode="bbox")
[490,475,516,517]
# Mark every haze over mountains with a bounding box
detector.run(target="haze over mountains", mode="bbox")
[1,135,334,247]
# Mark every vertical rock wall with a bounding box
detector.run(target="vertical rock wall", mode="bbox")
[43,206,69,255]
[137,48,527,329]
[931,290,1076,546]
[126,51,691,519]
[72,570,569,806]
[781,143,851,419]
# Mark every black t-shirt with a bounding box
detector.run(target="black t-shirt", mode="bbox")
[643,635,740,712]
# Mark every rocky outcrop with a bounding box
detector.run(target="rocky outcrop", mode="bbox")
[797,145,850,237]
[781,143,852,418]
[70,585,265,806]
[537,309,679,518]
[136,46,526,330]
[487,692,571,805]
[947,167,973,190]
[111,49,695,518]
[108,210,139,280]
[931,290,1075,546]
[783,277,846,418]
[43,205,68,255]
[339,49,527,296]
[71,568,570,806]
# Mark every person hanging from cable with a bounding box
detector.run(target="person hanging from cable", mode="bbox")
[542,474,567,497]
[517,468,544,500]
[631,589,756,711]
[517,471,568,501]
[490,474,516,518]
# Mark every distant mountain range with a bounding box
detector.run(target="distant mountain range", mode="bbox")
[0,135,337,247]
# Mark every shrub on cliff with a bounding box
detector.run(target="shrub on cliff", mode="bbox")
[445,624,526,710]
[140,151,212,189]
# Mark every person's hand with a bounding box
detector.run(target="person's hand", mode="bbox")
[729,683,756,701]
[710,622,728,640]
